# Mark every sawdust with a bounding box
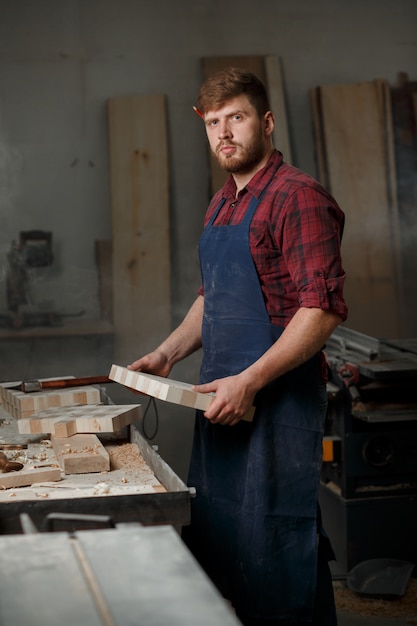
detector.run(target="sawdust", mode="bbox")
[108,442,149,470]
[334,578,417,619]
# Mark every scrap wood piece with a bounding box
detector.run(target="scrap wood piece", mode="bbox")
[0,382,101,420]
[109,364,254,422]
[17,404,142,437]
[0,466,61,490]
[51,434,110,475]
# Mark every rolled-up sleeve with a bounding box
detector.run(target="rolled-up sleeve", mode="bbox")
[281,186,348,321]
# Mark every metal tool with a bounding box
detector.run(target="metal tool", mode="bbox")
[9,375,112,393]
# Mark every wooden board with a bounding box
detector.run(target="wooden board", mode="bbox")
[0,382,101,420]
[202,55,292,194]
[51,434,110,475]
[0,466,61,490]
[108,94,171,364]
[109,364,254,422]
[310,80,402,337]
[17,404,142,437]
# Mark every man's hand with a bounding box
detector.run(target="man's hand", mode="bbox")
[193,373,257,426]
[127,350,172,378]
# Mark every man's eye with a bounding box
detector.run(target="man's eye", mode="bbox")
[233,115,241,121]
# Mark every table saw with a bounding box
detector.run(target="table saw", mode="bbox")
[0,522,241,626]
[0,377,245,625]
[320,326,417,571]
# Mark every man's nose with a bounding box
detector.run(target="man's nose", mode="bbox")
[218,120,231,139]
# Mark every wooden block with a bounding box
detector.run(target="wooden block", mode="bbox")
[109,364,254,422]
[17,404,142,437]
[0,466,61,490]
[0,383,101,420]
[51,434,110,475]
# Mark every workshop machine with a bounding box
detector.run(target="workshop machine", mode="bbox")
[321,326,417,571]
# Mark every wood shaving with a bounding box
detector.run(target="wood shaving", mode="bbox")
[59,445,100,456]
[334,579,417,619]
[93,482,110,495]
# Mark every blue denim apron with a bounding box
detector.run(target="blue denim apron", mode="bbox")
[183,192,325,622]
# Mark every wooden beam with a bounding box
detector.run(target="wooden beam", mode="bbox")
[108,94,171,364]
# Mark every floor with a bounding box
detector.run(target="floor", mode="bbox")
[335,580,417,626]
[337,612,416,625]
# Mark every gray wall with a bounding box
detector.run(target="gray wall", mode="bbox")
[0,0,416,478]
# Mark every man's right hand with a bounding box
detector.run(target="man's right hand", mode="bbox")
[127,350,172,378]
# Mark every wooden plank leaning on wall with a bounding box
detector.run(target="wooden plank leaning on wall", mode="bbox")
[108,95,171,364]
[310,80,403,338]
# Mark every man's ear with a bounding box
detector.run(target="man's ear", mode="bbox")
[264,111,275,136]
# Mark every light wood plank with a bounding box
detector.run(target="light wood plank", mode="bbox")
[109,364,254,422]
[108,94,171,364]
[314,80,401,337]
[51,434,110,475]
[0,466,61,490]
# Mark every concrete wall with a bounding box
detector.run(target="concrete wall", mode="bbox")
[0,0,416,478]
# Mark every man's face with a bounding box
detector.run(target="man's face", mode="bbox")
[203,95,272,174]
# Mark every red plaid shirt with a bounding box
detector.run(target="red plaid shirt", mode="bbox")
[199,150,348,327]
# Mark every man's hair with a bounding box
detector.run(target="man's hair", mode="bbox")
[197,67,270,117]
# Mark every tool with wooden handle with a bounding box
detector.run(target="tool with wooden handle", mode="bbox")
[9,376,111,393]
[0,452,24,473]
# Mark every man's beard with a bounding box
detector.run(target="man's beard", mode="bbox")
[215,134,266,174]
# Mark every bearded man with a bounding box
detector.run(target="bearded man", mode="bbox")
[129,67,347,625]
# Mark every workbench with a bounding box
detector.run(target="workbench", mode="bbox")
[0,405,191,533]
[0,523,241,626]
